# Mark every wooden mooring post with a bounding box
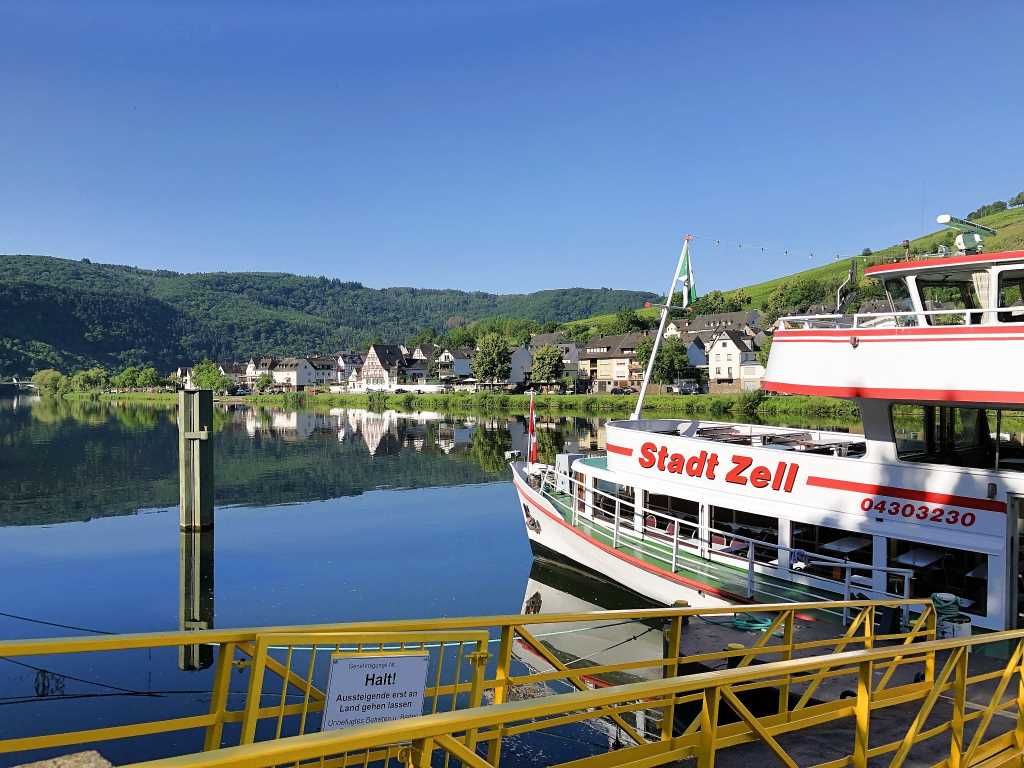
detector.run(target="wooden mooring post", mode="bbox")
[178,389,213,531]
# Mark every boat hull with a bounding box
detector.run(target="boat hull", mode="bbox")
[511,463,734,611]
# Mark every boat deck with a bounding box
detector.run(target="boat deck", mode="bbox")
[541,487,852,616]
[606,418,866,457]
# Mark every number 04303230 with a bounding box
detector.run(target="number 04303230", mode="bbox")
[860,497,976,528]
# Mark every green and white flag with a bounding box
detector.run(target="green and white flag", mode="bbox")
[675,243,697,308]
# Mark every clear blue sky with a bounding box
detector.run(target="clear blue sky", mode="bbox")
[1,1,1021,294]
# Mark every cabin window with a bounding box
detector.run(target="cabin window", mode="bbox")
[892,405,1024,471]
[917,271,986,325]
[710,506,778,564]
[887,540,987,616]
[883,278,918,326]
[593,479,634,520]
[791,522,871,573]
[998,269,1024,322]
[645,493,699,532]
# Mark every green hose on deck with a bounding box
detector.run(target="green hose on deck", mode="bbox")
[732,616,775,632]
[931,592,962,622]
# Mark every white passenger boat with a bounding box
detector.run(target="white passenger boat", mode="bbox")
[512,216,1024,630]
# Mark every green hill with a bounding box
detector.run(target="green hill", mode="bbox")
[560,206,1024,337]
[0,255,656,377]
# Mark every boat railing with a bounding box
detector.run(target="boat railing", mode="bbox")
[778,306,1014,330]
[537,469,913,624]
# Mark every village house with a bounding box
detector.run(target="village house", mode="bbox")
[245,357,276,386]
[334,351,364,387]
[217,362,246,386]
[665,310,762,338]
[361,344,417,390]
[307,356,336,386]
[272,357,317,390]
[436,348,472,381]
[577,333,647,393]
[705,329,765,393]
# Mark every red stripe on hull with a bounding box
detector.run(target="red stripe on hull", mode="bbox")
[774,336,1024,343]
[761,380,1024,404]
[806,475,1006,513]
[606,443,634,456]
[512,474,753,604]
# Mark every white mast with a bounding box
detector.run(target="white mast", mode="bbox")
[631,235,693,421]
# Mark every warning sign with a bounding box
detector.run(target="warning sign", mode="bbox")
[321,652,430,731]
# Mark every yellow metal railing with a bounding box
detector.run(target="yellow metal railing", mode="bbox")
[0,599,932,763]
[121,628,1024,768]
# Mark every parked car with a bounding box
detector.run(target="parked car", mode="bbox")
[233,386,251,396]
[610,387,636,395]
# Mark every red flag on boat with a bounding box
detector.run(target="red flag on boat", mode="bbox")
[528,391,538,463]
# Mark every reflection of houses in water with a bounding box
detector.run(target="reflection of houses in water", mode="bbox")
[437,424,474,455]
[244,410,334,441]
[179,531,214,671]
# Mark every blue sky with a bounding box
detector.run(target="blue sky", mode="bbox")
[1,1,1021,294]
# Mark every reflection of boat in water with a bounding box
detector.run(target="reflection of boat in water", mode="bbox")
[514,559,665,687]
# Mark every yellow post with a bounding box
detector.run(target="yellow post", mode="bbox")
[1016,638,1024,751]
[925,607,937,683]
[203,642,236,751]
[661,602,687,741]
[852,659,873,768]
[697,685,720,768]
[778,610,794,715]
[486,625,515,765]
[240,637,270,744]
[950,645,968,768]
[407,737,434,768]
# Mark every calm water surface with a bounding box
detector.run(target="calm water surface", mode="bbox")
[0,396,851,765]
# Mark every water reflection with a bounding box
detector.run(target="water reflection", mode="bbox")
[179,531,215,671]
[0,399,616,527]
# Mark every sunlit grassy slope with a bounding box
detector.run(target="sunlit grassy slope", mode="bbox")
[563,207,1024,331]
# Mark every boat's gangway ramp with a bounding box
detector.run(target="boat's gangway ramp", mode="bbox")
[2,599,1023,768]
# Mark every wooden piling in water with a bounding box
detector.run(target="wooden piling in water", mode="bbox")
[178,389,213,531]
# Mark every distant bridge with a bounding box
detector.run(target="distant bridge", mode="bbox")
[0,378,37,394]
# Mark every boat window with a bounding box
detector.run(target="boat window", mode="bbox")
[887,540,987,616]
[710,506,778,564]
[892,404,1024,471]
[593,479,633,519]
[917,270,986,325]
[883,278,918,326]
[645,493,699,528]
[998,269,1024,323]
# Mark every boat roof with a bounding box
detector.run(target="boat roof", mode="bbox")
[864,249,1024,278]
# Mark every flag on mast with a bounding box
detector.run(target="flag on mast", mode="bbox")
[528,391,538,463]
[675,241,697,308]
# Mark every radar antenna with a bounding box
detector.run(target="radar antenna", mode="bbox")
[936,214,998,255]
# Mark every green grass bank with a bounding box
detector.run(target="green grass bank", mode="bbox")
[70,389,859,419]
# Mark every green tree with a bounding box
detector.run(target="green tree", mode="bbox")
[530,345,564,384]
[191,360,233,392]
[136,367,160,388]
[254,373,273,392]
[472,333,512,384]
[680,289,748,314]
[1010,191,1024,208]
[635,336,688,384]
[68,367,110,392]
[112,366,140,388]
[31,368,67,396]
[407,327,437,349]
[757,335,773,367]
[610,308,650,334]
[861,247,873,257]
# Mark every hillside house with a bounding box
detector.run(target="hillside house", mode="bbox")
[706,330,765,393]
[361,344,428,390]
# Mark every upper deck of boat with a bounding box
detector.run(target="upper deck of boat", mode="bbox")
[605,418,866,457]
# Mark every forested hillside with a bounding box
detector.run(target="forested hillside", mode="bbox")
[0,255,656,376]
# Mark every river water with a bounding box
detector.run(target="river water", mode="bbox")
[0,396,852,765]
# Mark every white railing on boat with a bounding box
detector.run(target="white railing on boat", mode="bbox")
[778,307,1024,330]
[532,468,913,626]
